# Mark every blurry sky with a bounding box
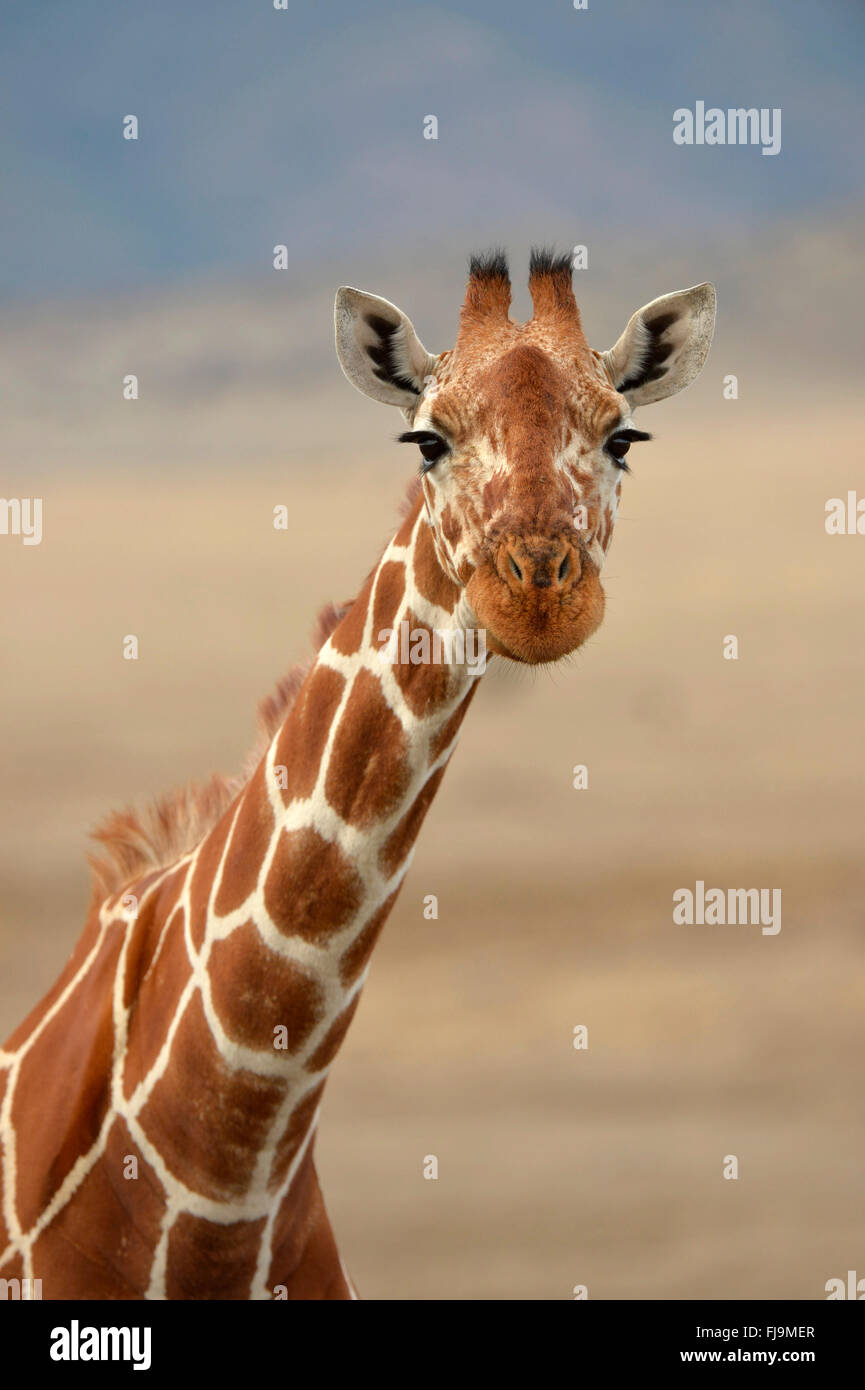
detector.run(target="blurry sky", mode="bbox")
[2,0,863,301]
[1,0,863,482]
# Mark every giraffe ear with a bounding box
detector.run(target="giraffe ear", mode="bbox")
[602,283,716,407]
[334,287,437,407]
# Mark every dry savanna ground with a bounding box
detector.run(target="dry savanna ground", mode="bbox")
[1,374,863,1299]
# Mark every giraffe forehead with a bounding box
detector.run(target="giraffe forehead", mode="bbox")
[427,338,622,454]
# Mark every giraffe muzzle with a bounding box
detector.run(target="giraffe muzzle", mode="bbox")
[465,534,605,665]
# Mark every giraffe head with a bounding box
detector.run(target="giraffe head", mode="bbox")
[335,249,715,664]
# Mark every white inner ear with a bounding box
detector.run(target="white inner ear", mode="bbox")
[603,284,716,407]
[335,287,436,408]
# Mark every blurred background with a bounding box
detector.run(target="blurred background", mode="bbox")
[1,0,863,1298]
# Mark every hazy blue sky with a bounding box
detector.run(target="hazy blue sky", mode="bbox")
[2,0,863,302]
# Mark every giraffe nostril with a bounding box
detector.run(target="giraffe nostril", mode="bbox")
[558,553,570,583]
[509,555,523,582]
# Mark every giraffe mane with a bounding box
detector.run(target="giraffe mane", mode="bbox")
[87,598,353,901]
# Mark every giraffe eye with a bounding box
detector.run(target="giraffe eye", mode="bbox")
[605,426,652,472]
[607,435,631,462]
[418,437,447,466]
[397,429,449,473]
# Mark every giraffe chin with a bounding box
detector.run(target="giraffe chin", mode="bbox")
[465,564,606,665]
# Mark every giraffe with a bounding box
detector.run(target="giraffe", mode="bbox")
[0,250,715,1300]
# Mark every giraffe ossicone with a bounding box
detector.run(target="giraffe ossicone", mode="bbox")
[0,248,714,1300]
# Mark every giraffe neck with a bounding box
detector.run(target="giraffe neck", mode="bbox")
[0,491,484,1298]
[120,490,482,1293]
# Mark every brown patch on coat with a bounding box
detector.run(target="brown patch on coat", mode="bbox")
[121,862,190,1011]
[166,1211,268,1299]
[389,609,459,717]
[0,1250,24,1280]
[213,761,274,914]
[412,505,461,612]
[325,668,411,827]
[329,573,372,656]
[187,800,238,952]
[30,1115,166,1298]
[379,766,446,879]
[481,470,510,517]
[11,928,123,1230]
[123,908,194,1099]
[138,991,286,1201]
[208,920,324,1053]
[272,664,346,812]
[264,827,364,943]
[372,559,407,640]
